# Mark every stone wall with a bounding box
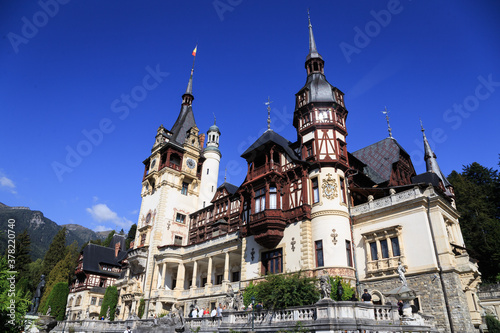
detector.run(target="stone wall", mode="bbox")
[359,271,477,333]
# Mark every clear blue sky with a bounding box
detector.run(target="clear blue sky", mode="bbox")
[1,1,499,232]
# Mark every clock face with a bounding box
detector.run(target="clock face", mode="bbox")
[151,159,156,169]
[187,158,196,169]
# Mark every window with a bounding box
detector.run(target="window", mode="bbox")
[91,297,97,305]
[242,201,250,224]
[216,275,223,285]
[312,178,319,203]
[255,188,266,213]
[181,182,188,195]
[346,240,353,267]
[391,237,401,257]
[201,277,207,286]
[339,141,345,158]
[207,168,210,175]
[380,239,389,259]
[315,240,324,267]
[269,187,277,209]
[145,213,151,224]
[174,235,183,246]
[306,143,313,157]
[98,297,103,306]
[99,278,106,288]
[340,177,346,204]
[262,249,283,274]
[370,242,378,261]
[76,296,81,306]
[232,271,240,282]
[176,213,186,224]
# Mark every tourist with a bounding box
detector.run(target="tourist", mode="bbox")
[211,307,217,321]
[256,302,263,312]
[124,325,131,333]
[198,308,204,318]
[361,289,372,303]
[191,307,198,318]
[217,303,223,319]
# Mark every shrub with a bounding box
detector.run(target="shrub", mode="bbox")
[41,282,68,320]
[137,298,145,319]
[329,276,355,301]
[486,314,500,333]
[243,272,319,310]
[242,282,257,307]
[99,286,118,321]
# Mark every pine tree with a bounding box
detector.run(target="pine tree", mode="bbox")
[99,286,118,320]
[41,282,69,320]
[126,224,137,249]
[42,227,67,277]
[102,231,116,248]
[14,229,31,284]
[39,242,79,312]
[448,161,500,282]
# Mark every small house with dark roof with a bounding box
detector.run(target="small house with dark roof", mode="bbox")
[66,233,127,320]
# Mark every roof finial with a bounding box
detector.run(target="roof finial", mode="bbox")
[382,106,393,138]
[184,45,197,97]
[224,168,227,182]
[307,9,321,60]
[213,113,216,125]
[420,118,425,133]
[265,97,273,131]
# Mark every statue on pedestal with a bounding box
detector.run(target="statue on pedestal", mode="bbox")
[319,270,331,299]
[28,275,46,315]
[397,261,407,286]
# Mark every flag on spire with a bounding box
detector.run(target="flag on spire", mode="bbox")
[192,45,197,57]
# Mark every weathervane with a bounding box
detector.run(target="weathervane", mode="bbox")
[382,106,393,138]
[213,112,216,125]
[420,118,425,133]
[265,96,273,130]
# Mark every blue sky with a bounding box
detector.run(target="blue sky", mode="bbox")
[1,1,499,232]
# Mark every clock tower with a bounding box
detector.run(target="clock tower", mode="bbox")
[294,14,353,275]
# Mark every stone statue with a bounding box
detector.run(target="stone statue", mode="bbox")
[337,282,344,301]
[234,291,243,311]
[225,285,235,310]
[46,306,51,316]
[397,261,407,286]
[319,270,331,299]
[28,275,46,315]
[85,308,90,319]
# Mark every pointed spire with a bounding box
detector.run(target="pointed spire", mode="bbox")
[265,97,273,131]
[182,45,197,105]
[420,120,453,191]
[306,10,322,61]
[382,107,393,138]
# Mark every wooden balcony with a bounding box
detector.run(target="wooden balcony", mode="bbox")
[249,209,286,248]
[248,162,282,181]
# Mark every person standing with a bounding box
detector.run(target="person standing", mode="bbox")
[216,303,223,320]
[124,326,131,333]
[361,289,372,303]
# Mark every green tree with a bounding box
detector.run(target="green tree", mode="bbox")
[242,281,257,307]
[0,256,32,333]
[486,314,500,333]
[14,229,31,284]
[448,161,500,281]
[243,272,320,310]
[42,227,67,277]
[126,224,137,249]
[41,282,68,320]
[102,231,116,248]
[137,298,145,319]
[39,242,79,313]
[329,276,355,301]
[99,286,118,321]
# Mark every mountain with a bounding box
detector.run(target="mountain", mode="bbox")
[0,203,103,260]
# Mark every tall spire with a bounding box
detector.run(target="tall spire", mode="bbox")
[306,10,322,61]
[182,45,197,106]
[421,120,453,192]
[382,107,393,138]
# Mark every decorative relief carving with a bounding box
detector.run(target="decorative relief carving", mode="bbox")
[291,237,296,252]
[322,173,338,200]
[311,210,349,219]
[331,229,338,245]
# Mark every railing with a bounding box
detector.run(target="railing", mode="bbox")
[351,187,421,216]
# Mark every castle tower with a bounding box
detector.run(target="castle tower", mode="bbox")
[293,14,353,273]
[198,119,222,209]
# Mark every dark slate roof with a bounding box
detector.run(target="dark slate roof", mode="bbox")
[297,73,336,104]
[241,130,300,162]
[109,234,126,252]
[217,182,239,195]
[170,104,196,145]
[352,138,409,184]
[412,172,443,188]
[81,243,127,277]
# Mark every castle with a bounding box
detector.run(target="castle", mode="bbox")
[97,16,482,332]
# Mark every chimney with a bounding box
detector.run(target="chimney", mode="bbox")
[199,133,205,149]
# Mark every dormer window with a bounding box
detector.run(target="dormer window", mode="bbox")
[255,188,266,213]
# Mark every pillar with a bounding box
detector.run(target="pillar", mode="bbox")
[191,260,198,288]
[160,263,167,288]
[206,257,213,286]
[223,252,230,282]
[175,263,185,290]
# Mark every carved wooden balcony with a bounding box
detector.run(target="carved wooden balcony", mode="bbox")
[249,209,286,248]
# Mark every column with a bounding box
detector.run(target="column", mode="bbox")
[223,252,230,282]
[175,263,185,290]
[161,263,167,288]
[191,260,198,288]
[206,257,213,286]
